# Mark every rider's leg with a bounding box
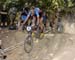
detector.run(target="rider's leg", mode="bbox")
[39,17,44,33]
[32,16,36,27]
[36,16,40,25]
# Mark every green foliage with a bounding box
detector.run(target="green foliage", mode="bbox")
[0,0,75,16]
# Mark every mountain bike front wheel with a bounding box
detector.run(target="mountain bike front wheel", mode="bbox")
[24,35,33,53]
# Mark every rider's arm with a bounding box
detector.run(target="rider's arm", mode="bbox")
[22,11,31,25]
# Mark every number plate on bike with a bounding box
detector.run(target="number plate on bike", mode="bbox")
[26,26,32,31]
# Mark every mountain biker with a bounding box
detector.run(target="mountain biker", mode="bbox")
[20,6,44,32]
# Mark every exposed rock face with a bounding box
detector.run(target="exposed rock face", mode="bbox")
[62,15,75,34]
[64,22,75,34]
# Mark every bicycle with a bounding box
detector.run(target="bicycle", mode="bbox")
[24,24,43,53]
[24,25,33,53]
[24,19,44,53]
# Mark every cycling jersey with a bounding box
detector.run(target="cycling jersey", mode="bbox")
[27,7,40,17]
[21,7,29,21]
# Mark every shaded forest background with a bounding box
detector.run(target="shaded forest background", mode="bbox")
[0,0,75,33]
[0,0,75,16]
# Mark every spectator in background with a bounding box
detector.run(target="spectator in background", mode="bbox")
[43,12,47,27]
[0,5,8,27]
[8,6,17,26]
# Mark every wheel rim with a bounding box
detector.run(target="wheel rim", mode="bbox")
[24,36,33,53]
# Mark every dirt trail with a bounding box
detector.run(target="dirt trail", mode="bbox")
[0,29,75,60]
